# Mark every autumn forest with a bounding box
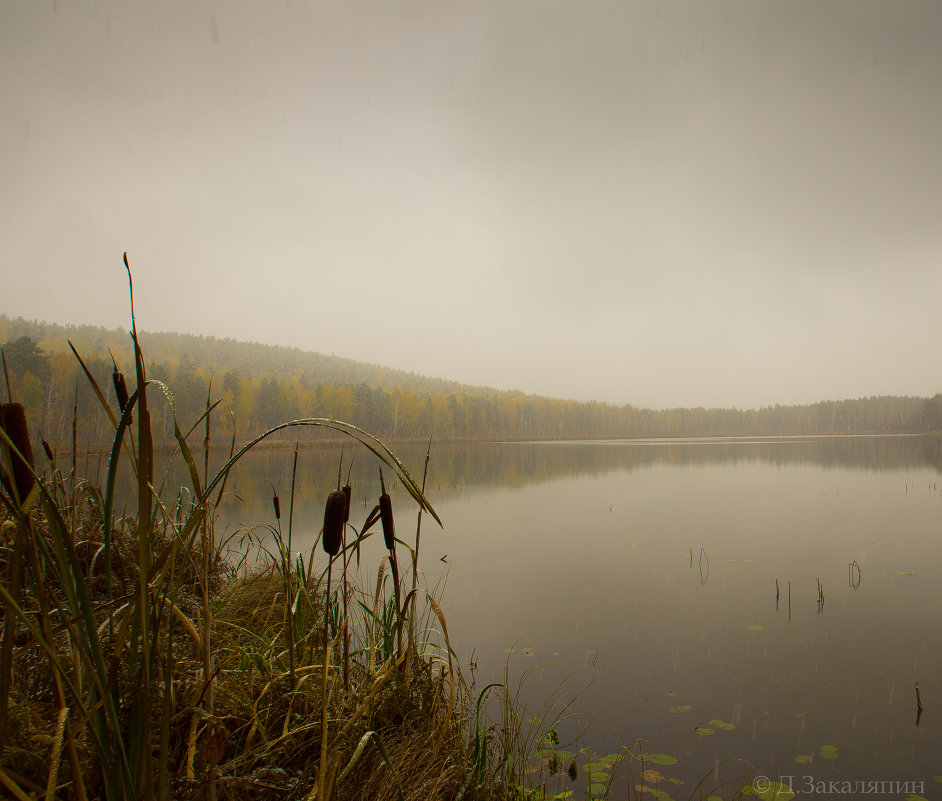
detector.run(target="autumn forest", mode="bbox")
[2,314,941,447]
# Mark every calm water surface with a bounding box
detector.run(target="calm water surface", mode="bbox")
[210,435,942,791]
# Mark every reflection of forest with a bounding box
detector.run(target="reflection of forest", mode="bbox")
[110,436,942,524]
[4,317,942,446]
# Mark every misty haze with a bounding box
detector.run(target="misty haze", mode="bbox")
[2,1,941,799]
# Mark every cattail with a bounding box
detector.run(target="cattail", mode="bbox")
[1,402,36,503]
[323,490,346,556]
[112,368,132,422]
[379,469,395,551]
[41,437,54,462]
[342,482,352,523]
[272,487,281,520]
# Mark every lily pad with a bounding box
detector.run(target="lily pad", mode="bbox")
[640,769,665,782]
[693,726,715,736]
[636,752,678,766]
[708,718,736,731]
[898,571,919,576]
[634,787,672,800]
[794,754,813,764]
[746,625,766,631]
[669,704,693,714]
[757,782,795,801]
[818,744,839,760]
[933,776,942,783]
[905,796,928,801]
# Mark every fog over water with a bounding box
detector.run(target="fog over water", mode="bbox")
[2,1,941,409]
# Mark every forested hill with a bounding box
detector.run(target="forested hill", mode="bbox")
[2,314,941,444]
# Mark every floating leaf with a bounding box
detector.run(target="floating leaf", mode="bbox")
[760,782,795,801]
[636,753,678,766]
[693,726,715,736]
[817,744,839,760]
[666,690,677,697]
[707,797,724,801]
[667,777,684,786]
[728,558,741,562]
[640,769,665,782]
[746,625,766,631]
[933,776,942,783]
[898,571,918,576]
[523,647,536,657]
[669,704,693,714]
[708,718,736,731]
[635,787,672,800]
[535,747,571,760]
[905,796,928,801]
[794,754,813,764]
[552,793,573,800]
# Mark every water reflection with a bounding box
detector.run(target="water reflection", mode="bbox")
[105,434,942,787]
[145,434,942,516]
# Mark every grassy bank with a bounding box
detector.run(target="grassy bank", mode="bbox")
[0,286,516,800]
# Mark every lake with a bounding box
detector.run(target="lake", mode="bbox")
[207,434,942,795]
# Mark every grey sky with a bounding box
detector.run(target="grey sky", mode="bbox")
[2,1,941,410]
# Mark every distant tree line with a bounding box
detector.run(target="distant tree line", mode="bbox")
[2,315,941,446]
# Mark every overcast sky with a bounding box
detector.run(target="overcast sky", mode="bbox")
[2,1,941,410]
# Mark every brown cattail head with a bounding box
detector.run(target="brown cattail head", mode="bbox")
[272,487,281,520]
[342,483,352,523]
[323,490,346,556]
[41,437,54,462]
[112,369,132,422]
[379,491,395,551]
[1,402,36,503]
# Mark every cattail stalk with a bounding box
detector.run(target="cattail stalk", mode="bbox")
[201,381,216,801]
[407,441,432,675]
[286,445,299,693]
[318,488,345,798]
[341,474,352,692]
[379,468,404,663]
